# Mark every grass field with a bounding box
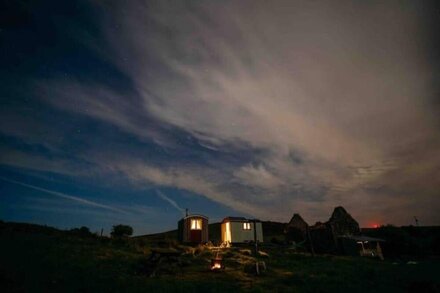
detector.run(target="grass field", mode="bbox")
[1,221,439,292]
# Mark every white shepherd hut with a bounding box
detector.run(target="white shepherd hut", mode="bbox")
[221,217,263,244]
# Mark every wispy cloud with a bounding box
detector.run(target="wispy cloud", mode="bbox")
[0,176,127,214]
[155,189,185,216]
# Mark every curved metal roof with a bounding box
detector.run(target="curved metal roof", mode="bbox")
[222,217,261,223]
[182,214,208,220]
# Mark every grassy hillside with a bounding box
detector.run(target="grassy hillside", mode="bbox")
[1,221,439,292]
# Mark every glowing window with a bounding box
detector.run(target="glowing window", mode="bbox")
[191,219,202,230]
[243,222,252,230]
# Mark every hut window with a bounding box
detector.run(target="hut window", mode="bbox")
[243,222,251,230]
[191,219,202,230]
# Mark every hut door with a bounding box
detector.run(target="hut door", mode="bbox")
[190,218,202,243]
[190,230,202,243]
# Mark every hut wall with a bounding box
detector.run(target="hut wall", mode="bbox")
[223,221,263,243]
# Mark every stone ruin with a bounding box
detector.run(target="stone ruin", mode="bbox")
[327,206,360,236]
[284,206,361,254]
[284,213,309,243]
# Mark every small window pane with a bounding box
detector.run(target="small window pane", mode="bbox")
[243,223,251,230]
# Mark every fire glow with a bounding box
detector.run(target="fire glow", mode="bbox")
[210,258,224,271]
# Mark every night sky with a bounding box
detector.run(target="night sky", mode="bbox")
[1,0,440,235]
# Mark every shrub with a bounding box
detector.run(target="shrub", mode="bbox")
[70,226,93,237]
[110,224,133,238]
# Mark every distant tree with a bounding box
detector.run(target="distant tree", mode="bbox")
[70,226,92,237]
[79,226,91,234]
[111,224,133,238]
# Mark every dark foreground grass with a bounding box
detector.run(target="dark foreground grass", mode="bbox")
[259,252,440,292]
[1,223,439,292]
[0,227,239,293]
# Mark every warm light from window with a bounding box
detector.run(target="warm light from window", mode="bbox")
[225,222,231,242]
[191,219,202,230]
[243,222,251,230]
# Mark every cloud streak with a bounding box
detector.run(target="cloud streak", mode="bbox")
[0,176,127,214]
[156,189,185,216]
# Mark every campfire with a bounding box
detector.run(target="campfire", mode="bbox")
[210,248,225,271]
[210,257,224,271]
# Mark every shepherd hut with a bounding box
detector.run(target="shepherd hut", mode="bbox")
[178,213,209,243]
[221,217,263,244]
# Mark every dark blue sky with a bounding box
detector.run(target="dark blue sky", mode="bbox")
[1,0,440,234]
